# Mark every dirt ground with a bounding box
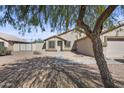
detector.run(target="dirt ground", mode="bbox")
[0,51,95,66]
[87,64,124,82]
[0,51,124,87]
[0,51,122,66]
[0,52,39,67]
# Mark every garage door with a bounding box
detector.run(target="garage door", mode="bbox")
[106,38,124,58]
[13,43,32,52]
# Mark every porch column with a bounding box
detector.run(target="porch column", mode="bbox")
[62,41,64,51]
[55,40,57,50]
[46,41,48,50]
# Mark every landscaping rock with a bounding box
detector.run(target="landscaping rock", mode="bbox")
[0,57,123,88]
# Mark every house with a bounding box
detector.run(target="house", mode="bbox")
[43,25,124,58]
[0,32,30,51]
[76,25,124,58]
[1,25,124,58]
[43,29,85,51]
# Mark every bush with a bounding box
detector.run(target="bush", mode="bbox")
[0,46,7,56]
[0,46,12,56]
[6,50,12,55]
[33,51,41,55]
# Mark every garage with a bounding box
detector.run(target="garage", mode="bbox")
[106,38,124,58]
[13,43,32,52]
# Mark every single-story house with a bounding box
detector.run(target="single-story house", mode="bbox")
[0,32,31,51]
[76,26,124,58]
[43,25,124,58]
[1,25,124,58]
[43,29,85,51]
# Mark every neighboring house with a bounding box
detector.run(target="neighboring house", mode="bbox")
[0,32,29,51]
[43,29,85,51]
[76,26,124,58]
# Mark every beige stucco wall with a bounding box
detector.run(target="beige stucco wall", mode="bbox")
[45,37,64,51]
[0,39,13,51]
[76,27,124,58]
[101,27,124,57]
[76,37,94,56]
[0,39,9,47]
[32,43,44,52]
[101,27,124,42]
[106,40,124,58]
[59,31,85,50]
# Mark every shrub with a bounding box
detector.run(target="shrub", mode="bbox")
[6,50,12,55]
[33,51,41,55]
[0,46,12,56]
[0,46,7,56]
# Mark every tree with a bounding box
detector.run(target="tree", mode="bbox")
[33,39,44,43]
[0,5,124,87]
[77,5,117,88]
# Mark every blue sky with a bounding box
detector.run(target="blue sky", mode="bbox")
[0,6,123,42]
[0,24,58,42]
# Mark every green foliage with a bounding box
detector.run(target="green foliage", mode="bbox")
[0,46,7,56]
[0,5,123,33]
[6,50,12,55]
[33,51,41,55]
[33,39,44,43]
[0,46,12,56]
[96,6,106,14]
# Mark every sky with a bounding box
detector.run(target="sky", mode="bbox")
[0,24,58,42]
[0,6,123,42]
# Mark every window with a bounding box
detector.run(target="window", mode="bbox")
[0,42,4,47]
[48,41,55,48]
[65,41,71,47]
[58,41,62,46]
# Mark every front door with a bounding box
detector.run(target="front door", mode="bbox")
[58,41,63,51]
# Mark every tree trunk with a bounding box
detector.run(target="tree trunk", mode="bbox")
[91,35,115,88]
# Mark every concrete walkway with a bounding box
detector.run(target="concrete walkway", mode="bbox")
[41,51,123,64]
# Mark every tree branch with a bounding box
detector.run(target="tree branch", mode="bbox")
[102,23,124,35]
[77,5,92,37]
[93,5,118,34]
[78,5,86,21]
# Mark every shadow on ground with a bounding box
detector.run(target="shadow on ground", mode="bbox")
[114,59,124,63]
[0,57,123,88]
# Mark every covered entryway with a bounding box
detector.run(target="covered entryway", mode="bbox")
[106,38,124,58]
[13,43,32,52]
[57,41,63,51]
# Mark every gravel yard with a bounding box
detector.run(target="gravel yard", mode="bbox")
[0,52,40,67]
[0,51,122,66]
[0,52,124,88]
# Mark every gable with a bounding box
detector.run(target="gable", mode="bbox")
[76,25,124,43]
[43,28,86,43]
[59,30,85,41]
[44,36,67,41]
[101,26,124,42]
